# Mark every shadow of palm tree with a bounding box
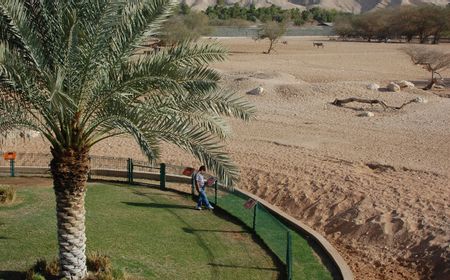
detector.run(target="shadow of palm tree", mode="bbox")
[0,271,23,280]
[122,202,194,210]
[208,262,278,271]
[182,227,247,234]
[131,190,180,198]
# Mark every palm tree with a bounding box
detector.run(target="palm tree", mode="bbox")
[0,1,254,279]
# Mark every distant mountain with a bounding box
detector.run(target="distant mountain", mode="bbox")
[183,0,449,13]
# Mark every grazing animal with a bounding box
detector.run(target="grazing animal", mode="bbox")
[281,40,288,45]
[313,42,324,48]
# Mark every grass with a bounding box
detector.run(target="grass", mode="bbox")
[0,182,281,280]
[212,189,333,280]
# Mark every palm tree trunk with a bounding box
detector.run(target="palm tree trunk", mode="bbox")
[50,149,90,280]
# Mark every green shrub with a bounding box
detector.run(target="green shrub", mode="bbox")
[31,273,46,280]
[0,185,16,204]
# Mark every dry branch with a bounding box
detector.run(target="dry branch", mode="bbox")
[331,97,419,110]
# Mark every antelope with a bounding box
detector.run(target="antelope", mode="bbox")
[313,42,324,48]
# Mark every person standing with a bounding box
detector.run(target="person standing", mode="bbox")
[195,165,214,210]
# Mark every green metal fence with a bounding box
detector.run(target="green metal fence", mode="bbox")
[1,153,335,280]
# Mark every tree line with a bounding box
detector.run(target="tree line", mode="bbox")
[334,5,450,44]
[204,3,347,26]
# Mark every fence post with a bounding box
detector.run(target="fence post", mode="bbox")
[252,202,258,232]
[160,163,166,189]
[10,159,15,177]
[127,158,130,182]
[191,175,195,197]
[87,157,91,181]
[130,159,134,184]
[127,158,133,184]
[214,181,218,205]
[286,231,292,280]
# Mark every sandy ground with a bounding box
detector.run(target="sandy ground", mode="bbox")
[1,37,449,280]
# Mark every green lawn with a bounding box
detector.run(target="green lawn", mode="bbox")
[0,182,281,280]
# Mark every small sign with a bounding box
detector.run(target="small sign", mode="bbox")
[3,152,16,160]
[206,177,217,187]
[182,167,195,176]
[244,198,257,209]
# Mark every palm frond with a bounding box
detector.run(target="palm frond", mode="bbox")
[0,1,46,72]
[1,0,255,187]
[166,41,227,66]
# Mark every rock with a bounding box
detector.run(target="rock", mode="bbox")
[414,97,428,104]
[358,111,375,117]
[367,83,380,91]
[246,86,264,95]
[27,131,40,138]
[433,85,445,89]
[387,82,401,92]
[398,80,415,89]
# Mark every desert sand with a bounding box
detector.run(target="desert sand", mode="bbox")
[2,37,449,280]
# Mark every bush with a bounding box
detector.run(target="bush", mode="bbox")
[0,185,16,204]
[160,12,212,46]
[87,252,113,277]
[26,259,59,280]
[26,253,124,280]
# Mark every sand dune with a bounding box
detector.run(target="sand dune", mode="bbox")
[2,38,449,279]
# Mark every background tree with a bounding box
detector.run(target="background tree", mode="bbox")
[0,0,253,279]
[403,46,450,89]
[390,6,418,42]
[428,6,450,44]
[333,5,450,44]
[179,2,191,15]
[160,11,212,46]
[255,21,287,54]
[334,15,354,39]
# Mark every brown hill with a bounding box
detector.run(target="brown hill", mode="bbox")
[183,0,449,13]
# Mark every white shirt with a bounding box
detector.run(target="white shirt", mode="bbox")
[196,172,205,188]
